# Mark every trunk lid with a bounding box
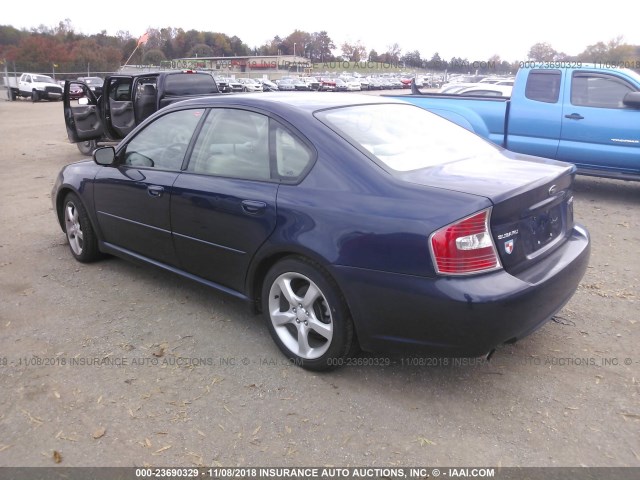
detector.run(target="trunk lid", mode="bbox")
[397,150,576,273]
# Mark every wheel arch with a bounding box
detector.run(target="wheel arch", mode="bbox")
[247,246,342,313]
[55,187,101,239]
[246,245,362,352]
[55,186,78,231]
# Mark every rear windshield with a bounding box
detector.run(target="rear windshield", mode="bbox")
[164,73,218,95]
[315,103,498,172]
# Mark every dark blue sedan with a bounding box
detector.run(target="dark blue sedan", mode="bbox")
[52,93,590,371]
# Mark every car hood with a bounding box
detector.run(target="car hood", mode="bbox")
[395,149,574,204]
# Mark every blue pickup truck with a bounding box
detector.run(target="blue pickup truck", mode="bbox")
[390,64,640,181]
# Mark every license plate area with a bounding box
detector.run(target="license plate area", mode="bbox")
[524,202,565,259]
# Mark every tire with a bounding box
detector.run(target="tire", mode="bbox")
[77,140,97,156]
[62,192,101,263]
[9,89,16,101]
[31,90,39,102]
[262,256,354,371]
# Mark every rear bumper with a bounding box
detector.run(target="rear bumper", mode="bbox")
[331,225,590,356]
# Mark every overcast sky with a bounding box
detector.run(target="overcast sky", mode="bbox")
[3,1,639,62]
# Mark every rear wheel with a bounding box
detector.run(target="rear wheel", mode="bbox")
[63,192,100,263]
[77,140,97,156]
[262,257,354,371]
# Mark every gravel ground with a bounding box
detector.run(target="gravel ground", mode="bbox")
[0,98,638,469]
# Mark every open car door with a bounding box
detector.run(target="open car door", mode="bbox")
[63,81,103,142]
[102,75,136,140]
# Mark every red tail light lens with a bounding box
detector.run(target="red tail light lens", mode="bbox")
[429,209,501,275]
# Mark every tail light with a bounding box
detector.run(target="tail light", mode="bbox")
[429,208,501,275]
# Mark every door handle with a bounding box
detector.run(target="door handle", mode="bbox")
[147,185,164,197]
[564,113,584,120]
[241,200,267,215]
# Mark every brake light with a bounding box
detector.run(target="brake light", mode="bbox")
[429,209,501,275]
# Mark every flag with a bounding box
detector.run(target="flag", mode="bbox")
[137,32,149,46]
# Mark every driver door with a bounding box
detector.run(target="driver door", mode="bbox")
[63,81,103,142]
[93,108,205,266]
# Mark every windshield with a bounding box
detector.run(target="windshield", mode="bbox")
[620,68,640,85]
[316,103,499,172]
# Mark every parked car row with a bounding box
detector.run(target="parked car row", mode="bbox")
[213,74,423,93]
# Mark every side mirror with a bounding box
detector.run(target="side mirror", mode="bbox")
[93,146,116,166]
[623,91,640,108]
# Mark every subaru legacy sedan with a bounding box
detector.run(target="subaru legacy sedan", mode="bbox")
[52,93,590,371]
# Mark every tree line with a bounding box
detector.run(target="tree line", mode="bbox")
[1,20,638,75]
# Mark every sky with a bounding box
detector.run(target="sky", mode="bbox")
[3,1,639,62]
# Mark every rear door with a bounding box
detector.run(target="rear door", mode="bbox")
[172,107,291,293]
[557,70,640,175]
[102,75,136,140]
[63,81,103,142]
[506,69,563,159]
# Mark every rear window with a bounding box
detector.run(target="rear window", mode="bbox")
[316,103,498,172]
[525,69,561,103]
[163,73,218,95]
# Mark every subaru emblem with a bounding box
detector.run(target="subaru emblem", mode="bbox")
[505,239,514,254]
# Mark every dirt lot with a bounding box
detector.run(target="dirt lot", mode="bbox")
[0,98,638,469]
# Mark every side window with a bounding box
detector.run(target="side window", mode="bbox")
[188,109,271,181]
[571,73,634,108]
[274,124,313,179]
[109,79,132,101]
[123,109,204,170]
[525,69,561,103]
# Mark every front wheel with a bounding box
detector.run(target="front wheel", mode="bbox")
[262,257,354,371]
[31,90,39,102]
[77,140,97,155]
[63,192,101,263]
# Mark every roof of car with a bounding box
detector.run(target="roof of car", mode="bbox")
[169,92,407,114]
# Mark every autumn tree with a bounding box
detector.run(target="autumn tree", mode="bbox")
[401,50,422,68]
[578,36,636,63]
[341,42,367,62]
[368,49,380,62]
[143,49,167,65]
[380,43,401,63]
[188,43,214,57]
[281,30,312,57]
[309,31,335,62]
[527,42,557,61]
